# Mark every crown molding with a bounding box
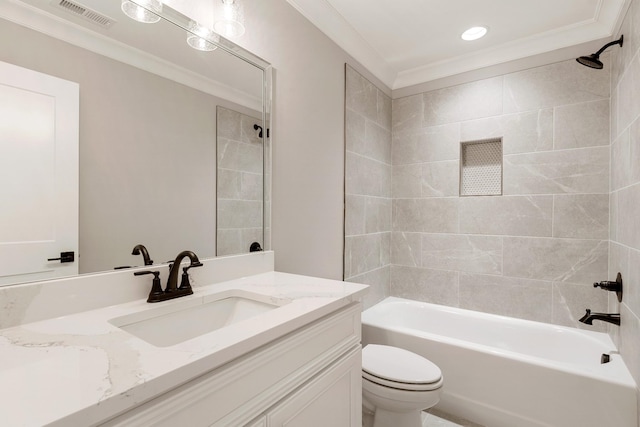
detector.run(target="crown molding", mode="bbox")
[0,0,262,111]
[284,0,396,89]
[287,0,631,90]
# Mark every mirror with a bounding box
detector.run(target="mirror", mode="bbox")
[0,0,271,287]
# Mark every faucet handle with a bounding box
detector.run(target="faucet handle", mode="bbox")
[134,270,164,303]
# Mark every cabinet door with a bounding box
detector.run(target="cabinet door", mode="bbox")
[267,347,361,427]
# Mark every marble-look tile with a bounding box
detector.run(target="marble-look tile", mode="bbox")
[503,58,609,113]
[552,194,609,239]
[629,119,640,184]
[217,200,262,228]
[552,281,608,332]
[365,197,392,234]
[619,304,640,389]
[503,146,609,195]
[217,137,263,174]
[217,169,262,201]
[392,94,422,133]
[609,242,629,303]
[392,198,459,233]
[618,183,640,250]
[390,266,459,306]
[393,164,422,198]
[610,190,618,241]
[216,106,242,140]
[344,232,390,279]
[459,195,553,237]
[554,99,610,150]
[459,273,552,322]
[461,109,553,154]
[365,120,392,164]
[617,54,640,134]
[391,231,421,267]
[627,249,640,318]
[611,128,632,192]
[345,195,365,236]
[217,227,263,257]
[0,284,42,329]
[346,265,390,310]
[377,90,392,131]
[345,109,366,155]
[421,234,503,275]
[611,80,619,142]
[422,76,503,126]
[345,65,377,122]
[503,237,608,283]
[422,161,460,197]
[346,152,392,197]
[392,123,461,165]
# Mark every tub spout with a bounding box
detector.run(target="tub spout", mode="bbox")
[579,309,620,326]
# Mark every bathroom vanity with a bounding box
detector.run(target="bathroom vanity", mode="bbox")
[0,253,367,426]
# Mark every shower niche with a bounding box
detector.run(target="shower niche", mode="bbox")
[459,138,503,196]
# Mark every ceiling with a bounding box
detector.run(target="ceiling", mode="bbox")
[286,0,631,90]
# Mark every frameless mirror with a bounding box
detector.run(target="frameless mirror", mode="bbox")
[0,0,271,287]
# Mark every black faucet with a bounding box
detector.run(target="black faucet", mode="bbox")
[132,244,153,266]
[134,250,202,303]
[165,250,203,294]
[579,309,620,326]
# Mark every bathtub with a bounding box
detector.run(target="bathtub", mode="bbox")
[362,297,638,427]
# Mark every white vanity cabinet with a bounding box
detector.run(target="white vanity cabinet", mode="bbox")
[100,303,362,427]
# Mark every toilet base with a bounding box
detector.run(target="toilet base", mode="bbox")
[372,407,422,427]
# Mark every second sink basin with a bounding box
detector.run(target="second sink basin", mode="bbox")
[109,289,289,347]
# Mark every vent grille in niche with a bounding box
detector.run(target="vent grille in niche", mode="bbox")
[53,0,116,28]
[460,138,503,196]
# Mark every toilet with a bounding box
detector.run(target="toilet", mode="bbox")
[362,344,443,427]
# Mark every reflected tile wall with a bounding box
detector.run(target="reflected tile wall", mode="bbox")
[344,65,392,308]
[611,1,640,419]
[216,106,264,257]
[389,55,610,327]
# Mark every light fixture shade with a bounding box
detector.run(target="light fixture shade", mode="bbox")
[214,0,245,39]
[187,21,219,52]
[121,0,162,24]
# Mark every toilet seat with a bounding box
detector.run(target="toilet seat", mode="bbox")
[362,344,442,391]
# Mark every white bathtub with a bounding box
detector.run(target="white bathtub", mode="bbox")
[362,297,638,427]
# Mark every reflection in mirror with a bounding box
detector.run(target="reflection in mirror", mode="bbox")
[0,0,271,287]
[216,106,263,256]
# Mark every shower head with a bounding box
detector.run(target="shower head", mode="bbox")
[576,35,623,69]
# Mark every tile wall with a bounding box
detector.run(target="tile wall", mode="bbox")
[610,0,640,421]
[344,65,392,308]
[217,106,264,256]
[391,58,611,329]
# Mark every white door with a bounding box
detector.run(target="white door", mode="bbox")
[0,60,79,286]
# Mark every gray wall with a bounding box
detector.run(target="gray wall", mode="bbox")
[389,58,611,328]
[344,65,392,308]
[1,19,253,272]
[236,0,390,280]
[610,0,640,422]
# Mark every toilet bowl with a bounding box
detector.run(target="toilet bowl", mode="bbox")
[362,344,443,427]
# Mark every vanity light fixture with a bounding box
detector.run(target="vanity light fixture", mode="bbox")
[187,21,219,51]
[121,0,162,24]
[461,26,488,41]
[214,0,245,39]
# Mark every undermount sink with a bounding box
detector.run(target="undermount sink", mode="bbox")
[109,290,289,347]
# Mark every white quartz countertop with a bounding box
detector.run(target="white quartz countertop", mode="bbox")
[0,272,367,426]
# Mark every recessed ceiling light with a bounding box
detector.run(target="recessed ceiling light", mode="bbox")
[461,26,488,41]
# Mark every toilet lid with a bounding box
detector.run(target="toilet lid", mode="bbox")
[362,344,442,388]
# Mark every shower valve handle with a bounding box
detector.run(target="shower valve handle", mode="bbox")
[593,272,623,303]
